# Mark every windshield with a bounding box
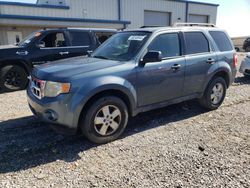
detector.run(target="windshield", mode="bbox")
[92,32,151,61]
[18,32,41,47]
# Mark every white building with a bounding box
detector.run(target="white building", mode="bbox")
[0,0,219,45]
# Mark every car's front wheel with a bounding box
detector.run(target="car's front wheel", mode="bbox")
[245,46,250,52]
[80,96,129,144]
[199,77,227,110]
[0,65,28,92]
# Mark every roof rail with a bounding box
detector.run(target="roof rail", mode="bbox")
[42,27,68,30]
[140,25,167,28]
[173,22,216,27]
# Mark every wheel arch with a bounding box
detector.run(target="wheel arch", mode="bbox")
[0,59,32,75]
[76,87,136,132]
[203,69,231,94]
[71,76,137,131]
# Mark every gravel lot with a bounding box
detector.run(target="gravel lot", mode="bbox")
[0,53,249,187]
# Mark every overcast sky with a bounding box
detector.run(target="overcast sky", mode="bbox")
[0,0,249,37]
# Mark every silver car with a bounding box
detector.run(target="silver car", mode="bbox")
[240,53,250,76]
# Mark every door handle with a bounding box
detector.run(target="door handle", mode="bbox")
[171,64,181,70]
[206,58,215,64]
[59,51,69,55]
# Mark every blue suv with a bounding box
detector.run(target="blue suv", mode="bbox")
[27,25,237,144]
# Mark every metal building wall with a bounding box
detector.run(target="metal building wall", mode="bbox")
[188,3,218,24]
[0,0,119,20]
[0,26,41,45]
[120,0,186,29]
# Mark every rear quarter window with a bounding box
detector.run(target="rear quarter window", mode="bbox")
[209,31,233,52]
[184,32,210,55]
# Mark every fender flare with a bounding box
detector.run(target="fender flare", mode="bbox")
[0,59,33,74]
[71,76,137,128]
[202,61,232,92]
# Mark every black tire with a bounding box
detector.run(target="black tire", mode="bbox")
[245,46,250,52]
[199,77,227,110]
[0,65,28,92]
[80,96,129,144]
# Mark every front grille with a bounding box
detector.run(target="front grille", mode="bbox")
[29,76,45,99]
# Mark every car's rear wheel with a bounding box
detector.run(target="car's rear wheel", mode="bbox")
[80,96,128,144]
[199,77,227,110]
[246,46,250,52]
[0,65,28,92]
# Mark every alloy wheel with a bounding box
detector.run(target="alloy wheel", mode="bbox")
[94,105,122,136]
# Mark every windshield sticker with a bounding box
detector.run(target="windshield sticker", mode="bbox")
[25,39,31,44]
[128,35,146,41]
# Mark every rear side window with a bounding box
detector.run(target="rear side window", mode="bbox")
[148,33,180,58]
[69,31,91,46]
[184,32,209,55]
[209,31,233,52]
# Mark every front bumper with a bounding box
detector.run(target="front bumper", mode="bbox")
[239,57,250,75]
[27,89,78,134]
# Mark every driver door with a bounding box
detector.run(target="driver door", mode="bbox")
[31,31,70,64]
[137,32,186,107]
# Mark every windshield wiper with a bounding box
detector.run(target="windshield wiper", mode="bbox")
[92,55,108,60]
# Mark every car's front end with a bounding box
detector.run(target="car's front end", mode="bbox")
[239,53,250,76]
[27,75,79,134]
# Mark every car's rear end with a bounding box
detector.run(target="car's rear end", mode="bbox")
[208,29,237,85]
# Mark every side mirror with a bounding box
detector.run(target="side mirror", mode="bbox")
[141,51,162,65]
[37,41,45,48]
[235,47,240,52]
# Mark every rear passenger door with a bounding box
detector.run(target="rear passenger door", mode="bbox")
[182,31,217,96]
[67,30,93,57]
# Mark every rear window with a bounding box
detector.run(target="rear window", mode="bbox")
[184,32,210,55]
[209,31,233,52]
[69,31,91,46]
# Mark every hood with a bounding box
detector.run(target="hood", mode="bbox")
[33,56,122,81]
[0,44,19,50]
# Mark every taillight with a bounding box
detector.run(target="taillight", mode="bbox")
[233,53,238,67]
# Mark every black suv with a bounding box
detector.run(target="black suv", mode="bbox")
[243,37,250,52]
[0,28,116,92]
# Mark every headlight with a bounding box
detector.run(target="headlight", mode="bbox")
[44,81,71,97]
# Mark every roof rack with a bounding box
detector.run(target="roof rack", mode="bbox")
[173,22,216,27]
[140,25,167,28]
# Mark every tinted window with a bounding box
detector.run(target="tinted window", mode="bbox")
[148,33,180,58]
[209,31,233,52]
[69,31,91,46]
[40,32,67,48]
[184,32,209,54]
[95,32,115,44]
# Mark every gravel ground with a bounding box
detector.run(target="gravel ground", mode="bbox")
[0,53,249,187]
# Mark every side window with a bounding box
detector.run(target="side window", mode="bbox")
[40,32,67,48]
[69,31,91,46]
[209,31,233,52]
[184,32,209,55]
[148,33,180,58]
[95,32,115,44]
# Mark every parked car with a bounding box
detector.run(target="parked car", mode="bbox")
[0,28,116,92]
[27,24,237,144]
[243,37,250,52]
[239,53,250,76]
